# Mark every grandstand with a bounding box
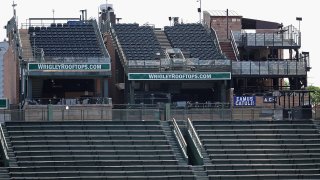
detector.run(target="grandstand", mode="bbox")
[192,119,320,179]
[28,21,103,58]
[1,120,197,179]
[1,118,320,179]
[164,23,225,60]
[0,2,318,180]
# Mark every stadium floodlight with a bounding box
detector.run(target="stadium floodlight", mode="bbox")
[296,17,302,32]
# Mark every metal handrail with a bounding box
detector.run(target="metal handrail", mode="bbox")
[172,118,188,159]
[187,118,203,158]
[230,30,239,61]
[210,28,225,58]
[109,25,129,69]
[26,97,112,105]
[92,19,111,60]
[0,124,9,161]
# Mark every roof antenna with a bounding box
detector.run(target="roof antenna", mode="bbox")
[12,1,17,17]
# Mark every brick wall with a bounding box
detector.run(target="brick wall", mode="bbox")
[210,16,242,42]
[3,45,18,104]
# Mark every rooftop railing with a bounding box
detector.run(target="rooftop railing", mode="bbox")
[232,60,307,76]
[127,59,231,72]
[233,25,300,47]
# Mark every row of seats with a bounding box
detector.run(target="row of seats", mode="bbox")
[164,24,225,60]
[113,24,164,61]
[3,120,196,179]
[192,119,320,179]
[28,20,103,58]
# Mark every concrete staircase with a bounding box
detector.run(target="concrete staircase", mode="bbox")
[219,41,237,61]
[154,30,172,50]
[19,29,33,61]
[0,167,10,180]
[192,165,209,180]
[313,119,320,133]
[161,121,187,165]
[1,126,18,167]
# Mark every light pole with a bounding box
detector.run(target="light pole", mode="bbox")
[197,0,201,23]
[296,17,302,32]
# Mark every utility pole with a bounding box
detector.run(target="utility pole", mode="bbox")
[12,1,17,17]
[52,9,55,23]
[226,9,229,40]
[197,0,201,23]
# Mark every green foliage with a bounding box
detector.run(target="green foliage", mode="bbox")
[306,86,320,106]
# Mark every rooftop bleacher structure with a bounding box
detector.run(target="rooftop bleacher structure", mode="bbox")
[164,24,225,60]
[113,24,163,61]
[28,21,103,58]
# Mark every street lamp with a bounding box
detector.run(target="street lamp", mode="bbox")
[296,17,302,32]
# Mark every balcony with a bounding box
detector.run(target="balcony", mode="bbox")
[232,60,307,77]
[232,25,301,48]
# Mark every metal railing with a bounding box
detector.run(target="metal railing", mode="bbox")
[0,124,9,165]
[127,59,231,73]
[91,19,111,60]
[172,118,188,159]
[0,105,316,122]
[210,28,225,58]
[187,118,203,158]
[109,25,129,69]
[234,26,300,47]
[232,60,307,76]
[26,97,112,106]
[230,30,240,61]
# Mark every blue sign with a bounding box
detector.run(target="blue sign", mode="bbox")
[234,96,256,106]
[263,96,277,103]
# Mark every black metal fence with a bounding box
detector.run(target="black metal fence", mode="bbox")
[0,105,316,122]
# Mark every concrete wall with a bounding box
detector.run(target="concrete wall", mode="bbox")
[104,32,124,104]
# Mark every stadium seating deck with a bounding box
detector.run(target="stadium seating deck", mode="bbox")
[192,119,320,179]
[28,21,103,58]
[113,24,164,61]
[2,120,196,180]
[164,24,225,60]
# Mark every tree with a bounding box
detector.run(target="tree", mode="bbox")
[306,85,320,106]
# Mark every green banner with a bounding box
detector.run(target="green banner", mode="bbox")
[28,63,110,71]
[128,72,231,80]
[0,99,8,109]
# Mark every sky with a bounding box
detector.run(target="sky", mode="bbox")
[0,0,318,86]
